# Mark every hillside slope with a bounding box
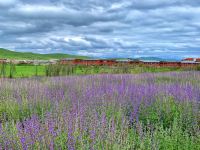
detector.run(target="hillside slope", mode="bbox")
[0,48,88,60]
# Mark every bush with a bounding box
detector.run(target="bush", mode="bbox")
[196,65,200,71]
[0,62,7,78]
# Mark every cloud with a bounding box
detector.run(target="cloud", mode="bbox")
[0,0,200,58]
[0,0,17,7]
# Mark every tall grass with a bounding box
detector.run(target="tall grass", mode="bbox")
[0,62,7,78]
[9,61,16,78]
[0,62,16,78]
[0,72,199,149]
[45,64,75,76]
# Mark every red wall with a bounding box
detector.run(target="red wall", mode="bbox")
[59,59,199,68]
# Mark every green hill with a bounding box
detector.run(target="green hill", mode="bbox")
[0,48,89,60]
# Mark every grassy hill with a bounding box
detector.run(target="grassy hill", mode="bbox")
[0,48,89,60]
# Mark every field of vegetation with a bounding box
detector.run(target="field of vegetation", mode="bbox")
[0,72,200,149]
[0,63,187,78]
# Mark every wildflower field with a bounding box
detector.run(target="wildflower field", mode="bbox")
[0,72,200,149]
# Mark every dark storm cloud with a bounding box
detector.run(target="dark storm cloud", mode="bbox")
[0,0,200,58]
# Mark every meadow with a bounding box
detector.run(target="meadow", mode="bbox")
[0,72,200,149]
[0,63,183,78]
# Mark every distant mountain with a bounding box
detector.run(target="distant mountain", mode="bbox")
[110,57,180,62]
[137,57,180,62]
[0,48,89,60]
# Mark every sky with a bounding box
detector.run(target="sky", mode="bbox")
[0,0,200,58]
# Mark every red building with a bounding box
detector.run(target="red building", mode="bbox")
[73,59,104,65]
[59,58,200,68]
[195,58,200,63]
[59,58,117,66]
[102,60,116,66]
[183,58,194,61]
[159,61,182,67]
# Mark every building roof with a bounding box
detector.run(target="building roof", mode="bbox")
[181,61,196,63]
[183,58,194,61]
[181,58,200,63]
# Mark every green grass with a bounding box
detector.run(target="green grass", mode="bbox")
[0,48,89,60]
[13,65,45,77]
[0,64,183,78]
[2,65,45,77]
